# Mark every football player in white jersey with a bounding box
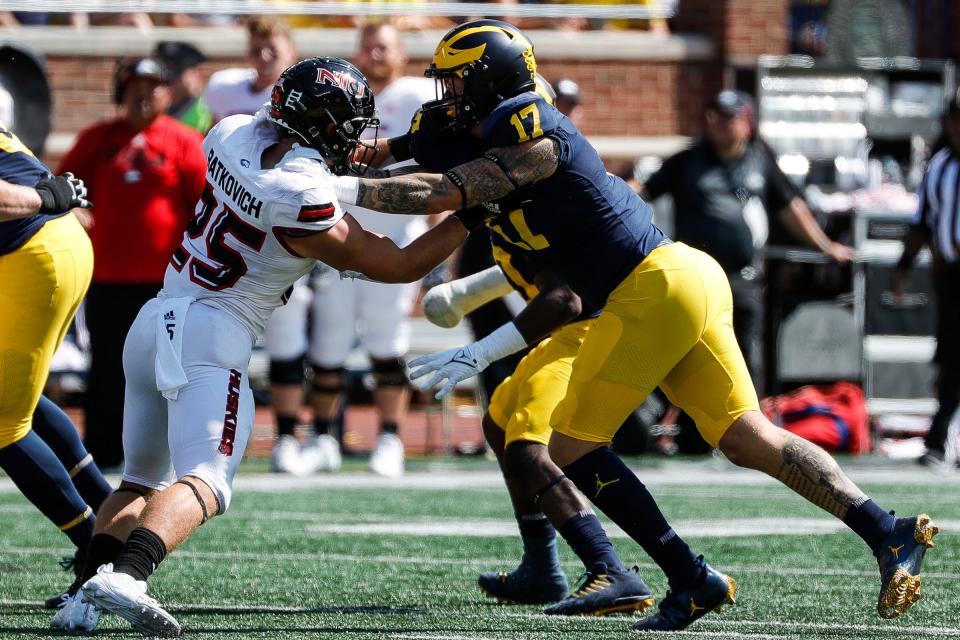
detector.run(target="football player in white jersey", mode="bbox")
[265,22,439,478]
[51,57,472,636]
[204,16,298,124]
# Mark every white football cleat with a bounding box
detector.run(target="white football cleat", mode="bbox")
[81,564,181,638]
[302,434,342,473]
[271,434,308,476]
[50,590,101,632]
[369,432,404,478]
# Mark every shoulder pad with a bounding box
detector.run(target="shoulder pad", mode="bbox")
[410,109,482,172]
[482,93,562,150]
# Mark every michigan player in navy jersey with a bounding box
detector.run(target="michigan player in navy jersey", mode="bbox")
[336,20,938,629]
[0,123,115,611]
[384,94,652,612]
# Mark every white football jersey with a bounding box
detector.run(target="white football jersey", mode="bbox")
[162,110,344,337]
[204,68,273,121]
[349,76,435,243]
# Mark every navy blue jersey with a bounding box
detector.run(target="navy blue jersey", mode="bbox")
[490,231,599,322]
[479,93,665,309]
[409,108,481,172]
[0,124,62,256]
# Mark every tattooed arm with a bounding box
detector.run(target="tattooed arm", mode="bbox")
[357,136,396,168]
[340,137,561,215]
[358,163,427,180]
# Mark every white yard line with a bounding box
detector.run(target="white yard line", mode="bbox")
[2,463,959,494]
[301,517,960,538]
[1,597,956,636]
[3,546,957,580]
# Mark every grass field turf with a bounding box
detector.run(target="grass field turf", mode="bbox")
[1,456,957,639]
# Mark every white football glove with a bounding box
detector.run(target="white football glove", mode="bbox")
[408,322,528,399]
[409,344,489,400]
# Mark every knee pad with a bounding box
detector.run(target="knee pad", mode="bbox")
[269,356,306,386]
[310,364,346,395]
[371,357,408,388]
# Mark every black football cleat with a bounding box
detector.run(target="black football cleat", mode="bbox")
[44,548,86,609]
[543,563,654,616]
[875,514,939,619]
[479,561,568,604]
[632,560,736,632]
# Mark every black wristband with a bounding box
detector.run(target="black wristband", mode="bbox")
[484,152,520,188]
[444,170,468,211]
[453,207,487,232]
[388,133,413,162]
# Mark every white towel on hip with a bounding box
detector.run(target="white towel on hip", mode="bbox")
[155,296,194,400]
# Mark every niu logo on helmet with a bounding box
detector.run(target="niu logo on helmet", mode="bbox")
[316,69,366,99]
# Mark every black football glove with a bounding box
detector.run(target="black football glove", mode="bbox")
[452,206,488,232]
[34,172,92,214]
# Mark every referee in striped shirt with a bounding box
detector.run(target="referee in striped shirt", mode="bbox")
[893,90,960,467]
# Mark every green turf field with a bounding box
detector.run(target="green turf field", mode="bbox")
[1,456,957,639]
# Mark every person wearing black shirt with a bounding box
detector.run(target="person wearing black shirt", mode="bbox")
[642,90,854,382]
[893,91,960,468]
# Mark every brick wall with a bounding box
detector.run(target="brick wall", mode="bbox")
[673,0,788,60]
[43,56,721,165]
[39,1,796,165]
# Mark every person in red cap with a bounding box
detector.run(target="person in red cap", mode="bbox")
[57,56,207,470]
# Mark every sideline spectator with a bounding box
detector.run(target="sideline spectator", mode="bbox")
[153,41,214,135]
[204,16,299,124]
[553,78,584,127]
[642,90,854,383]
[893,91,960,468]
[57,57,207,469]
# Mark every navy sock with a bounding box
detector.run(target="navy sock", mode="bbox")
[557,510,624,573]
[380,420,399,435]
[33,396,113,512]
[276,414,297,438]
[113,527,167,582]
[517,513,560,570]
[843,497,897,550]
[0,431,95,548]
[564,447,702,589]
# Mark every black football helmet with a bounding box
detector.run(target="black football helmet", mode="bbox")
[423,19,537,133]
[268,56,379,175]
[533,73,557,106]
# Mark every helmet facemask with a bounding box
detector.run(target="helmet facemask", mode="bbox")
[315,104,380,176]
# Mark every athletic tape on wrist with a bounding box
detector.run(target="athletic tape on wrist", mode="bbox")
[473,321,528,365]
[335,176,360,206]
